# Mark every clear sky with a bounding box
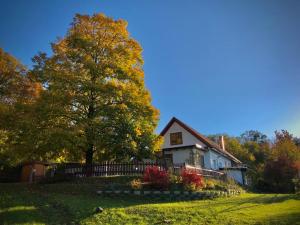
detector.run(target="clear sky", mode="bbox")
[0,0,299,137]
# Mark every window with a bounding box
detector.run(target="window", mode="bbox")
[213,160,217,169]
[170,132,183,145]
[200,155,205,168]
[218,161,223,168]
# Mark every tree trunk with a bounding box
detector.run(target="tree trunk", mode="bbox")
[85,143,94,177]
[85,66,96,177]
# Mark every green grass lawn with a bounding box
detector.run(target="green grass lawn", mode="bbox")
[0,179,300,225]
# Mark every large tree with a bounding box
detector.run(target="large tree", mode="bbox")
[32,14,161,167]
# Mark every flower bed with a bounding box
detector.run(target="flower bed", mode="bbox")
[95,166,245,201]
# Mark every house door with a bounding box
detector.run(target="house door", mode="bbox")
[164,153,173,167]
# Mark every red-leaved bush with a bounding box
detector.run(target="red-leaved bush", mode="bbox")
[181,169,203,189]
[143,166,169,189]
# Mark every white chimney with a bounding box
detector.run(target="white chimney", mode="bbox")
[219,136,225,151]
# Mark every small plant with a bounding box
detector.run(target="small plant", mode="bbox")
[204,179,216,190]
[181,169,203,191]
[130,179,142,190]
[184,183,197,191]
[143,166,169,190]
[292,179,300,193]
[169,173,181,184]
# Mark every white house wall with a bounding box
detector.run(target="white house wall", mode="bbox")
[204,151,211,169]
[208,150,232,170]
[162,122,206,149]
[226,169,244,184]
[171,149,191,164]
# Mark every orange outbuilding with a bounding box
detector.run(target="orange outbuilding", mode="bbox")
[20,161,51,182]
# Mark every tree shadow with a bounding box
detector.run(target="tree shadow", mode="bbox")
[0,208,41,225]
[0,204,72,225]
[205,194,300,215]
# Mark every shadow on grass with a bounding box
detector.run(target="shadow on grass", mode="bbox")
[0,203,72,225]
[0,185,76,225]
[0,208,42,225]
[204,194,300,216]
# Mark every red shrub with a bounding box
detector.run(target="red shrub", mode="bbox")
[181,169,203,189]
[143,166,169,189]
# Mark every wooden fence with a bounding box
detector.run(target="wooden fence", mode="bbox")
[53,162,166,177]
[184,163,226,179]
[51,162,226,180]
[171,163,226,179]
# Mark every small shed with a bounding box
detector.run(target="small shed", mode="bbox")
[20,161,51,183]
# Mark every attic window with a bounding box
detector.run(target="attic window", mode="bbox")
[170,132,183,145]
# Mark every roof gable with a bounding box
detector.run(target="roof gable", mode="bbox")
[160,117,241,163]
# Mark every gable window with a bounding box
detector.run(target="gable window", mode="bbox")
[170,132,183,145]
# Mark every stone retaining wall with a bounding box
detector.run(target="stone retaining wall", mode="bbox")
[96,189,243,200]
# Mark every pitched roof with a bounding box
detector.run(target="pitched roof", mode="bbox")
[160,117,241,164]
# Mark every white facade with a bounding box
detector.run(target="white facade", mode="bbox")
[166,148,191,164]
[162,122,206,149]
[207,150,232,170]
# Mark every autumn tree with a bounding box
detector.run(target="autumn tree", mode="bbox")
[0,48,41,167]
[31,14,161,168]
[262,130,300,192]
[272,130,300,161]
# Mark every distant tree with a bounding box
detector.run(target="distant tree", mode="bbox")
[240,130,268,144]
[31,14,161,169]
[264,155,299,193]
[272,130,300,161]
[243,140,272,165]
[224,136,255,164]
[262,130,300,192]
[294,137,300,147]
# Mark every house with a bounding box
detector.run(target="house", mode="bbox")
[160,117,247,184]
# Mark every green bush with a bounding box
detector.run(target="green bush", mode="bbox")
[203,178,243,193]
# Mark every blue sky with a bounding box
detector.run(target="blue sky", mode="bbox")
[1,0,299,137]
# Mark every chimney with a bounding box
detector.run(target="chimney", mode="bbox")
[219,136,225,151]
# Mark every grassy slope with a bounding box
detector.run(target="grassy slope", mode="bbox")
[0,179,300,225]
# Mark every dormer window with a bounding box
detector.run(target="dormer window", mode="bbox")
[170,132,183,145]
